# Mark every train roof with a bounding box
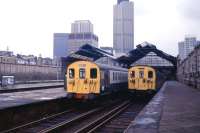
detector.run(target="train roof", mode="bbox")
[130,65,154,69]
[97,63,128,72]
[67,60,127,72]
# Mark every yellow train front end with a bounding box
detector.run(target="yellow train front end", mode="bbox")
[65,61,100,100]
[128,66,156,93]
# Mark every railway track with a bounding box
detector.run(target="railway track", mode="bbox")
[2,97,150,133]
[2,99,124,133]
[2,109,75,133]
[95,100,148,132]
[2,107,101,133]
[75,100,131,133]
[75,98,150,133]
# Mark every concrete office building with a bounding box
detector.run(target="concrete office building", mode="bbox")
[113,0,134,55]
[117,0,129,4]
[178,36,199,60]
[53,33,69,59]
[67,33,98,55]
[71,20,93,33]
[67,20,99,56]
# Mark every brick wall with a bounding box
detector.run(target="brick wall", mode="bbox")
[0,63,63,82]
[177,45,200,89]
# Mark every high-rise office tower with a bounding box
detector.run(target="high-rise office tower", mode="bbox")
[117,0,129,4]
[67,20,98,56]
[71,20,93,33]
[53,33,69,59]
[113,0,134,55]
[178,36,199,60]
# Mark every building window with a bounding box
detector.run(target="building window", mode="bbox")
[69,34,75,39]
[69,69,75,79]
[79,68,86,79]
[76,34,83,39]
[84,33,92,39]
[90,68,97,79]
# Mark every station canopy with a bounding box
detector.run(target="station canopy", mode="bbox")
[62,44,116,64]
[117,42,177,67]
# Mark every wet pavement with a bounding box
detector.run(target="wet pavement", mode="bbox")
[0,88,66,110]
[159,81,200,133]
[125,81,200,133]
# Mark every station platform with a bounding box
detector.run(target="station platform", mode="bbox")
[0,87,66,110]
[0,81,63,90]
[125,81,200,133]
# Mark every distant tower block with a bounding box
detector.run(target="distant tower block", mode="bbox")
[113,0,134,55]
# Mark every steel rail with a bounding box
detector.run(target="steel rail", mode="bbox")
[75,100,131,133]
[1,109,74,133]
[39,107,102,133]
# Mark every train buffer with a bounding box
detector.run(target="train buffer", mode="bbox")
[125,81,200,133]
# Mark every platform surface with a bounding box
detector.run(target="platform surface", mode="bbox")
[159,81,200,133]
[126,81,200,133]
[0,82,63,90]
[0,88,66,110]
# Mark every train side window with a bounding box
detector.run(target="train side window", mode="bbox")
[69,69,75,79]
[100,71,104,79]
[130,71,135,78]
[79,68,85,79]
[90,68,97,79]
[148,71,153,78]
[139,71,144,78]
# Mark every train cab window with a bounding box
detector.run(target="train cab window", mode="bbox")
[79,68,85,79]
[148,71,153,78]
[90,68,97,79]
[69,69,75,79]
[130,71,135,78]
[139,71,144,78]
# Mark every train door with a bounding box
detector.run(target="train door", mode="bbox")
[67,67,75,93]
[89,68,99,93]
[77,67,86,94]
[138,69,146,89]
[129,70,136,89]
[147,70,153,89]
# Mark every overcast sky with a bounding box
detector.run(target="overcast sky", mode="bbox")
[0,0,199,57]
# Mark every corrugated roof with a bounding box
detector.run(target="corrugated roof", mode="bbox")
[63,44,116,63]
[117,42,177,67]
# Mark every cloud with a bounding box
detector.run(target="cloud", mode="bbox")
[177,0,200,20]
